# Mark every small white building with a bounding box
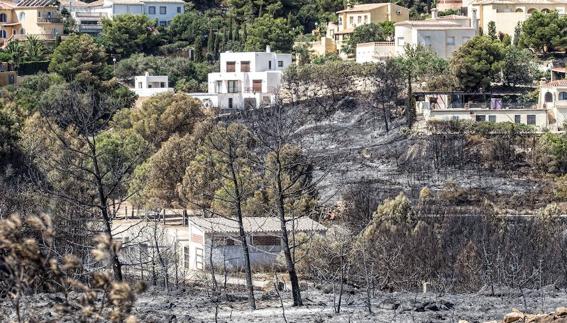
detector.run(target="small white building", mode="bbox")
[394,9,477,59]
[132,72,173,97]
[355,41,395,63]
[185,216,327,271]
[61,0,184,34]
[190,47,292,110]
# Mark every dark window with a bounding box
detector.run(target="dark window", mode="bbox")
[514,115,521,124]
[183,246,190,269]
[559,92,567,101]
[241,61,250,72]
[159,6,167,14]
[226,61,235,72]
[252,235,281,246]
[527,115,536,125]
[177,6,181,13]
[277,60,283,68]
[160,82,165,88]
[545,92,553,102]
[475,115,486,122]
[228,98,233,109]
[148,6,155,14]
[252,80,262,92]
[268,61,272,70]
[227,80,238,93]
[488,115,496,123]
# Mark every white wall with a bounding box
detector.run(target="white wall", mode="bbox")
[425,108,549,130]
[144,1,184,25]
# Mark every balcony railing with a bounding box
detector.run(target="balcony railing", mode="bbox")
[37,17,63,24]
[13,33,58,41]
[76,12,107,18]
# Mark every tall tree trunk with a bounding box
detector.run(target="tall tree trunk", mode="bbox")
[406,72,414,127]
[275,154,303,306]
[228,148,256,310]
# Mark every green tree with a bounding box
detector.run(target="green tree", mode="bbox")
[519,10,567,53]
[244,15,295,52]
[450,36,504,92]
[502,46,537,87]
[49,34,109,85]
[23,36,47,62]
[113,92,205,150]
[396,45,449,126]
[100,14,162,58]
[343,22,393,56]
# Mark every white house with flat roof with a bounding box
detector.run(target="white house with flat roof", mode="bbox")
[132,72,173,97]
[540,79,567,129]
[190,46,292,110]
[394,9,477,59]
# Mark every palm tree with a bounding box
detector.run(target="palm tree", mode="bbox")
[5,41,24,68]
[23,35,46,62]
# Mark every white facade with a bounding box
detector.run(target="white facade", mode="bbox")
[394,10,477,59]
[132,72,173,97]
[62,0,184,34]
[356,42,395,63]
[191,47,292,110]
[540,80,567,129]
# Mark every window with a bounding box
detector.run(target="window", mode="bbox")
[0,30,5,38]
[397,37,405,46]
[159,6,167,14]
[252,235,281,246]
[177,6,181,13]
[364,15,368,23]
[515,8,523,12]
[183,246,190,269]
[19,12,25,22]
[447,36,455,45]
[216,80,222,93]
[226,61,235,72]
[277,60,283,68]
[160,82,165,88]
[514,115,521,124]
[349,16,353,25]
[0,13,6,23]
[488,115,496,123]
[268,61,272,70]
[240,61,250,72]
[228,98,233,109]
[559,92,567,100]
[195,248,203,270]
[357,16,361,24]
[227,80,238,93]
[527,115,536,125]
[451,116,459,121]
[138,82,142,88]
[252,80,262,92]
[476,115,486,122]
[545,92,553,102]
[148,6,155,14]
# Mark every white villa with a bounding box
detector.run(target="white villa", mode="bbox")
[60,0,184,34]
[419,80,567,131]
[112,215,326,272]
[357,8,478,63]
[190,47,292,110]
[132,72,173,97]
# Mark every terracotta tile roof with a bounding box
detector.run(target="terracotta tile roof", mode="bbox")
[542,79,567,87]
[188,216,327,234]
[0,1,16,9]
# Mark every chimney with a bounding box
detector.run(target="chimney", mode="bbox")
[266,45,271,53]
[470,9,478,32]
[431,8,438,19]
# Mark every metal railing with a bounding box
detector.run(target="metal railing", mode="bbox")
[37,17,63,23]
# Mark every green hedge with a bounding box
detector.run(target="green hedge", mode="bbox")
[17,61,50,76]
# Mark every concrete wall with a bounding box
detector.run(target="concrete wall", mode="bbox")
[356,42,395,63]
[424,108,549,129]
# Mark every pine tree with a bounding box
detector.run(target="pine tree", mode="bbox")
[513,22,521,46]
[488,21,497,40]
[194,35,203,61]
[207,28,214,54]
